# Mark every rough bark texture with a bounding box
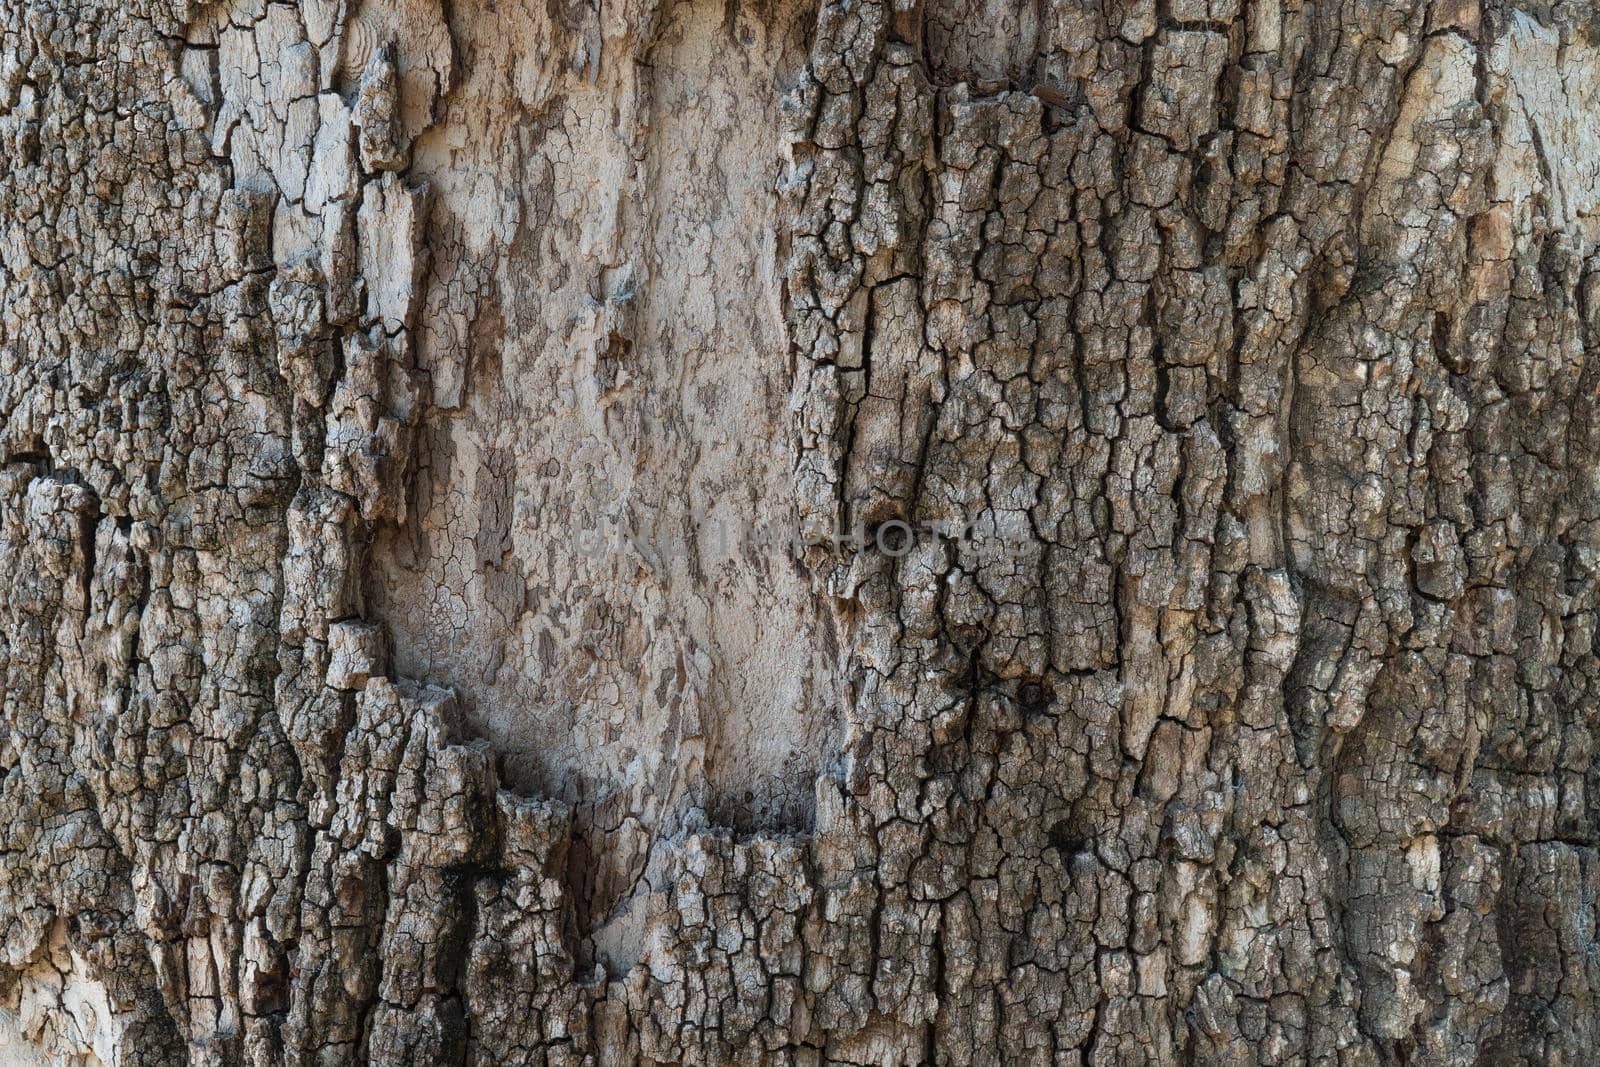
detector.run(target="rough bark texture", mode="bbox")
[0,0,1598,1062]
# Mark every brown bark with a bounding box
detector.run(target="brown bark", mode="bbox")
[0,0,1597,1063]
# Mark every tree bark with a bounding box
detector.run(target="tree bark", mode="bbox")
[0,0,1597,1063]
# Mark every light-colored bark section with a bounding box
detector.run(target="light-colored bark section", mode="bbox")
[0,0,1598,1064]
[0,923,120,1066]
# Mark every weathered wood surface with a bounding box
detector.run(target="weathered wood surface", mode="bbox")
[0,0,1597,1062]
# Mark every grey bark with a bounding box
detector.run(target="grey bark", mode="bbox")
[0,0,1596,1063]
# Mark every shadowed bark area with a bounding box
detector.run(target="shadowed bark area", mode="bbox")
[0,0,1597,1063]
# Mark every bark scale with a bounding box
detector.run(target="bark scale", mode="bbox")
[0,0,1596,1063]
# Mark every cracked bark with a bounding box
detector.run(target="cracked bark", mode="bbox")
[0,0,1598,1063]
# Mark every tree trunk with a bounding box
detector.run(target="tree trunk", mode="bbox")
[0,0,1597,1062]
